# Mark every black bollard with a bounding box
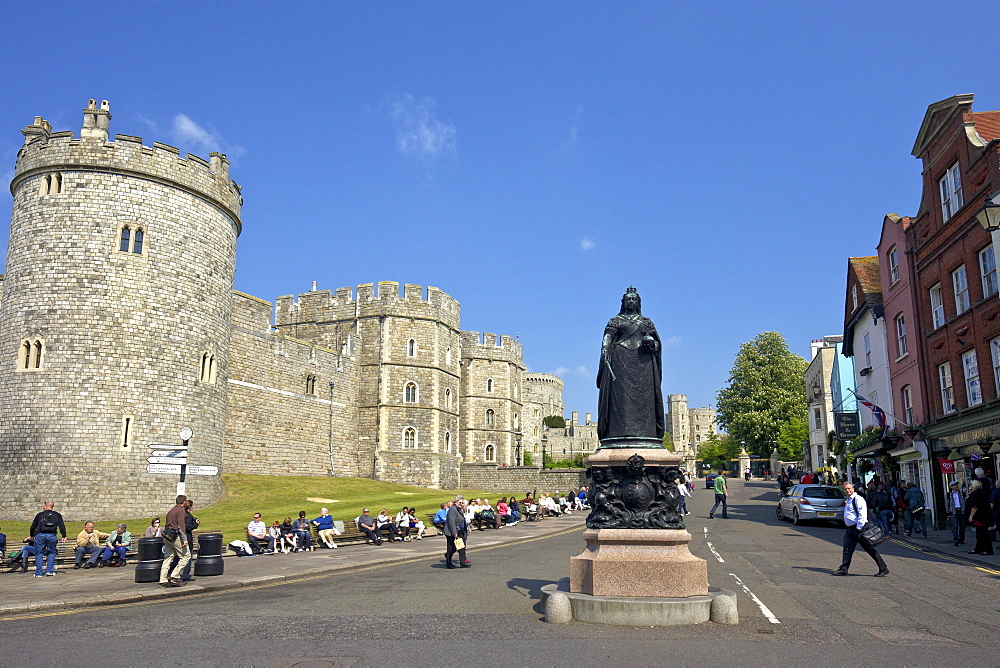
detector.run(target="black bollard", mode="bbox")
[193,533,224,576]
[134,537,164,583]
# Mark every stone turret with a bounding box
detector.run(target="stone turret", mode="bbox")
[0,100,243,518]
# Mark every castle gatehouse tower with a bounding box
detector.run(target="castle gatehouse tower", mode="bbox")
[0,100,243,518]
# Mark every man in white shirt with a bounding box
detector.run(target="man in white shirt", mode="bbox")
[833,482,888,577]
[247,513,275,553]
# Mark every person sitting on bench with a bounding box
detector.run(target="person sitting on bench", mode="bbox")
[376,509,401,542]
[75,522,110,569]
[293,511,313,551]
[99,524,132,566]
[311,508,340,549]
[433,502,451,531]
[247,513,275,553]
[357,509,381,545]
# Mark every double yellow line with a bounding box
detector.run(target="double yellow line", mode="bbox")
[887,536,1000,575]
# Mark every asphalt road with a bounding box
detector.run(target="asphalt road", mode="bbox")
[4,481,999,666]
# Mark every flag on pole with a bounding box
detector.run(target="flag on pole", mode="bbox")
[850,390,888,438]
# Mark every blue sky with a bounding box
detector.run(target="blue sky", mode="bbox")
[1,3,998,418]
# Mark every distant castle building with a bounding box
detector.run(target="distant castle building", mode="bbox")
[0,101,573,518]
[665,394,717,466]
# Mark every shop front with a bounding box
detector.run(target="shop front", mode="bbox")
[926,420,1000,524]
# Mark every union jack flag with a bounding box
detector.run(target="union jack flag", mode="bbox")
[851,390,888,438]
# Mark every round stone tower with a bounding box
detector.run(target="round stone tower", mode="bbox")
[0,100,243,519]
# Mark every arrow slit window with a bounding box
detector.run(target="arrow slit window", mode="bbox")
[120,414,135,450]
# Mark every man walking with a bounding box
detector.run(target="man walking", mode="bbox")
[709,472,728,519]
[833,482,888,577]
[159,495,191,588]
[30,501,66,577]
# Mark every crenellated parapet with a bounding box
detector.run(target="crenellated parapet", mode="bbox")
[12,100,242,230]
[523,372,564,390]
[460,331,524,365]
[276,281,460,330]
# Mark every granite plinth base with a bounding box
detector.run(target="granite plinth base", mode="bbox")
[542,580,738,626]
[586,446,682,467]
[570,528,708,598]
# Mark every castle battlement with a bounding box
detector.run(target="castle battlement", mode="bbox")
[524,372,564,389]
[275,282,461,330]
[460,331,524,363]
[12,101,242,228]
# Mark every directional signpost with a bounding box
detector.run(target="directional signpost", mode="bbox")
[144,427,217,494]
[146,463,183,475]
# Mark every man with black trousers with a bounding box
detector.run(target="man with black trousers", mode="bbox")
[443,496,470,569]
[833,482,888,577]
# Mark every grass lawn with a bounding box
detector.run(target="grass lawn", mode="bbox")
[1,474,559,546]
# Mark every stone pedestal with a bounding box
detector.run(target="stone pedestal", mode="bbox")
[570,528,708,597]
[570,446,708,599]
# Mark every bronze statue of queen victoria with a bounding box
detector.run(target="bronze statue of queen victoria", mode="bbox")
[596,287,665,448]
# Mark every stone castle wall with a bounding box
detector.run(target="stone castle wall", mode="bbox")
[522,373,564,456]
[224,292,361,477]
[460,332,525,466]
[0,104,241,518]
[458,463,587,494]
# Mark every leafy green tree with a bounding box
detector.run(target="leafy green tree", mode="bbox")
[662,432,675,451]
[543,415,566,429]
[776,415,808,461]
[696,432,740,471]
[716,331,809,458]
[522,451,534,466]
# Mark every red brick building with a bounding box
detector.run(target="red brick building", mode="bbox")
[906,94,1000,485]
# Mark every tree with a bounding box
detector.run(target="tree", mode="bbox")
[543,415,566,429]
[662,432,675,451]
[776,415,808,461]
[716,331,809,458]
[696,432,740,471]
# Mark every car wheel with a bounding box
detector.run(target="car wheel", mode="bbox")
[792,509,801,525]
[776,504,784,520]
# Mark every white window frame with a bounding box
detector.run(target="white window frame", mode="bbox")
[963,349,982,407]
[980,245,998,299]
[953,265,970,314]
[813,407,822,430]
[992,337,1000,397]
[404,382,418,404]
[939,162,963,220]
[930,283,945,329]
[895,314,907,357]
[864,331,872,368]
[402,427,417,449]
[888,246,899,284]
[939,362,956,414]
[901,385,913,425]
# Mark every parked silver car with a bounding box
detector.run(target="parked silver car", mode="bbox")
[776,484,846,525]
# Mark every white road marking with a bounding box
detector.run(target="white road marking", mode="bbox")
[730,573,780,624]
[706,541,725,563]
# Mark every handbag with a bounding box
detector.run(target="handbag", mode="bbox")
[860,522,887,546]
[910,505,925,516]
[161,527,179,541]
[454,537,465,550]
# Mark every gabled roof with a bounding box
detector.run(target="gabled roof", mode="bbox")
[911,94,975,158]
[850,256,882,303]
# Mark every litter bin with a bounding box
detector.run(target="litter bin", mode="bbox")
[193,533,224,576]
[134,537,164,583]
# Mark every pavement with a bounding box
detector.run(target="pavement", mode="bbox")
[0,513,587,617]
[880,513,1000,570]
